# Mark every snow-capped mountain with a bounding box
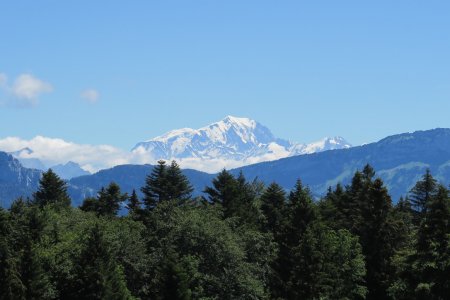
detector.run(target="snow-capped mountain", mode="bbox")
[132,116,351,169]
[0,116,351,174]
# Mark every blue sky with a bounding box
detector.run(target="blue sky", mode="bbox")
[1,1,450,149]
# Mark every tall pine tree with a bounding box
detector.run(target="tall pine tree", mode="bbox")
[260,182,286,234]
[412,185,450,298]
[97,182,128,217]
[142,160,168,210]
[165,161,193,202]
[33,169,71,208]
[126,189,142,219]
[409,169,437,215]
[141,160,193,210]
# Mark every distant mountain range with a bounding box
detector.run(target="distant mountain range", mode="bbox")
[1,116,351,174]
[1,128,449,208]
[132,116,351,169]
[70,128,450,204]
[9,148,90,179]
[230,128,450,201]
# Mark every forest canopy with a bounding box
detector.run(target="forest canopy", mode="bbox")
[0,161,449,299]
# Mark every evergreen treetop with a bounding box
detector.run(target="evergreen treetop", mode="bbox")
[33,169,71,208]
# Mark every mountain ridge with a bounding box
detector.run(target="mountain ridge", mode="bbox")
[69,127,450,204]
[132,115,351,168]
[1,128,449,207]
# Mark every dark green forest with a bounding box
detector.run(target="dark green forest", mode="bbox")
[1,160,449,299]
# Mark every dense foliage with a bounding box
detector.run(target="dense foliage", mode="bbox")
[0,162,449,299]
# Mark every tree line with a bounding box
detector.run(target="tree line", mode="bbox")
[0,160,449,299]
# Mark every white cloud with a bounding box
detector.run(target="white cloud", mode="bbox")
[0,135,277,174]
[81,88,100,103]
[12,74,53,105]
[0,73,53,107]
[0,136,129,172]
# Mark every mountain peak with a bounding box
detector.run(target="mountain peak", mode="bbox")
[221,115,256,127]
[132,116,351,172]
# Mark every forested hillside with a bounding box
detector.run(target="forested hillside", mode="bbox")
[1,160,449,299]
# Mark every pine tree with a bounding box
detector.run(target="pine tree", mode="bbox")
[393,196,415,246]
[344,169,372,235]
[79,197,99,213]
[81,184,128,217]
[126,189,142,217]
[409,169,437,215]
[20,240,50,300]
[330,167,400,299]
[286,180,317,242]
[33,169,71,208]
[318,184,345,229]
[74,224,134,299]
[142,160,168,210]
[204,170,260,224]
[289,223,367,299]
[363,178,396,299]
[204,170,240,218]
[141,160,193,211]
[233,172,261,226]
[0,208,25,300]
[274,180,317,299]
[97,182,127,217]
[165,161,193,202]
[412,185,450,298]
[260,182,286,234]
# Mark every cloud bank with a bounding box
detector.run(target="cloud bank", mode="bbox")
[0,136,254,174]
[0,136,129,173]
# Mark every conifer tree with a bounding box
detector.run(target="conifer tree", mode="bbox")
[165,161,193,202]
[33,169,71,208]
[0,208,25,300]
[412,185,450,298]
[142,160,168,210]
[318,184,345,229]
[286,180,317,241]
[74,224,134,299]
[409,169,437,215]
[20,240,50,300]
[289,224,367,299]
[330,167,401,299]
[97,182,127,217]
[79,197,98,213]
[274,180,317,299]
[204,170,240,218]
[260,182,286,234]
[344,169,372,234]
[363,178,396,299]
[141,160,193,210]
[126,189,142,218]
[233,172,261,226]
[0,249,24,300]
[205,170,260,224]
